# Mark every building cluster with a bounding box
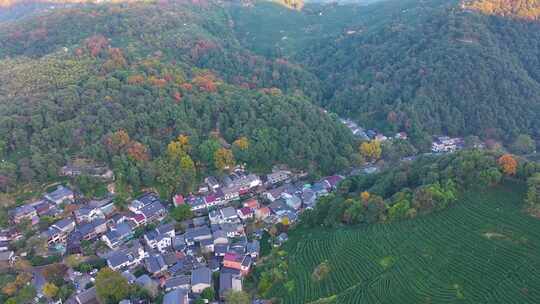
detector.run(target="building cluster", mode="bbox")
[339,118,408,142]
[431,136,464,153]
[2,164,345,304]
[179,168,264,212]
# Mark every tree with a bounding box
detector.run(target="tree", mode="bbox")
[105,130,130,154]
[233,137,249,150]
[43,282,59,299]
[95,267,131,304]
[171,204,193,222]
[42,263,68,286]
[525,173,540,206]
[225,290,250,304]
[360,191,370,203]
[201,287,215,301]
[214,148,235,172]
[360,140,382,162]
[498,154,518,176]
[511,134,535,154]
[167,135,191,159]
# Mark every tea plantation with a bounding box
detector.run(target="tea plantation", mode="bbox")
[272,183,540,303]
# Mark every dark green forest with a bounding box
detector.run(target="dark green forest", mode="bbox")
[231,0,540,144]
[301,150,540,228]
[1,0,540,193]
[0,1,354,193]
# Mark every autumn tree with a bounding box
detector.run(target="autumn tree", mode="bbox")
[498,154,517,175]
[95,268,131,304]
[157,135,197,199]
[42,263,68,286]
[360,191,370,203]
[232,136,250,163]
[233,137,249,150]
[105,130,131,154]
[126,142,150,162]
[214,148,235,172]
[167,135,191,158]
[360,140,382,162]
[43,282,59,299]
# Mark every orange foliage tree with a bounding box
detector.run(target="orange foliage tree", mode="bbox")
[105,130,150,162]
[126,142,150,162]
[127,74,145,85]
[498,154,518,175]
[84,35,109,57]
[105,130,131,154]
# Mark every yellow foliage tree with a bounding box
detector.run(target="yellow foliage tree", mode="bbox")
[43,282,59,299]
[360,140,382,162]
[233,136,250,150]
[167,135,191,159]
[214,148,235,172]
[361,191,370,202]
[281,216,290,226]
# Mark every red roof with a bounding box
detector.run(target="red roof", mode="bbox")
[205,193,218,203]
[173,194,185,206]
[224,252,241,262]
[257,207,271,215]
[243,199,259,209]
[131,213,146,223]
[239,207,253,216]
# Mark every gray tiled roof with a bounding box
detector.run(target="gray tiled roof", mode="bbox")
[191,267,211,285]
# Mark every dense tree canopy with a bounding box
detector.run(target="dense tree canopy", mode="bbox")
[0,1,356,191]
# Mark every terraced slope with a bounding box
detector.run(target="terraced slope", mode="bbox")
[274,182,540,303]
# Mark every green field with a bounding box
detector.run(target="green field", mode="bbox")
[272,182,540,303]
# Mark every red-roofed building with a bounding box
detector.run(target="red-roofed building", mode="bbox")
[204,193,222,208]
[128,213,146,227]
[243,199,259,209]
[173,194,185,207]
[223,253,242,271]
[223,252,252,275]
[237,207,254,220]
[255,207,271,220]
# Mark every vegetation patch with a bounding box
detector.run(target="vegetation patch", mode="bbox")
[378,256,396,270]
[265,183,540,303]
[311,260,331,282]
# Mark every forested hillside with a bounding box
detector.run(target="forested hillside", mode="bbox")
[231,0,540,146]
[2,0,540,192]
[463,0,540,20]
[0,1,355,192]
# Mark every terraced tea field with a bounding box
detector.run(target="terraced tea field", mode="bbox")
[272,183,540,303]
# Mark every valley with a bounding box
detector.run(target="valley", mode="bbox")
[0,0,540,303]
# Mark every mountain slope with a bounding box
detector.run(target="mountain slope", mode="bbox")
[0,1,355,190]
[303,0,540,142]
[231,0,540,145]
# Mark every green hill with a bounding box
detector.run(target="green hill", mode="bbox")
[0,1,354,191]
[231,0,540,144]
[264,181,540,303]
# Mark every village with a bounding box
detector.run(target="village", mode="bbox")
[0,164,345,304]
[0,117,477,304]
